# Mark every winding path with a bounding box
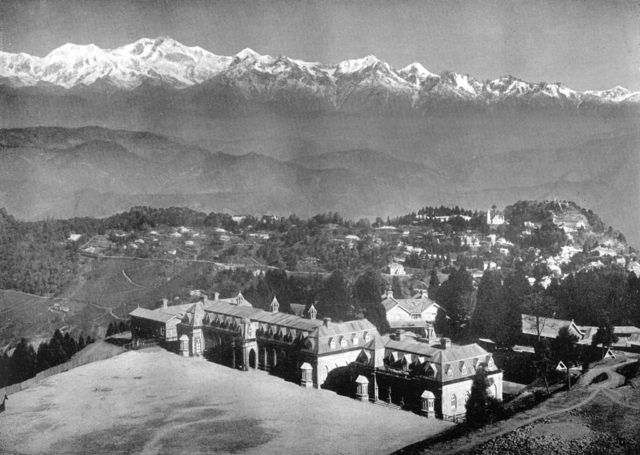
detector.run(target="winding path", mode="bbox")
[121,269,145,288]
[408,357,639,455]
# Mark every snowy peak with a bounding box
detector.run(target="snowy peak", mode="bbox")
[0,37,638,107]
[397,62,439,85]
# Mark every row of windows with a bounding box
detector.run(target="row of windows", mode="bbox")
[450,391,471,409]
[328,332,371,349]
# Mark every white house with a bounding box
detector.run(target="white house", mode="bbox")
[382,290,442,325]
[387,262,406,276]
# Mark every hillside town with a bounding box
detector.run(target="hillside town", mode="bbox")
[2,200,640,453]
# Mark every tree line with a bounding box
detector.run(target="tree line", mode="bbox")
[0,329,94,388]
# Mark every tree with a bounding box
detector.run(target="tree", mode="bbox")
[428,269,440,300]
[9,339,36,384]
[471,271,503,339]
[591,316,618,358]
[318,271,350,320]
[552,326,579,389]
[353,269,389,334]
[494,267,530,348]
[533,339,552,395]
[434,307,450,337]
[391,276,404,299]
[465,363,501,428]
[435,267,473,340]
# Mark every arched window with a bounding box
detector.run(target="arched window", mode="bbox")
[340,337,347,348]
[450,394,457,410]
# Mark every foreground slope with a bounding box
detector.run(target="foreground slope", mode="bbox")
[0,349,452,455]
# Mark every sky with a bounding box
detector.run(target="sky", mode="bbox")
[0,0,639,90]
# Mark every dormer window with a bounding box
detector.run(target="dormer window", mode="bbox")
[460,362,467,375]
[352,334,359,345]
[329,338,336,349]
[364,332,371,342]
[446,365,453,378]
[340,337,347,348]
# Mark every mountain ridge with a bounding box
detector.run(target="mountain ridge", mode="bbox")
[1,37,638,109]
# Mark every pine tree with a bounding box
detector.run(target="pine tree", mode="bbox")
[318,271,350,321]
[428,269,440,300]
[465,363,501,428]
[434,307,450,337]
[354,269,389,334]
[471,271,503,339]
[78,335,86,351]
[591,316,618,358]
[9,339,37,384]
[36,341,51,373]
[391,276,404,299]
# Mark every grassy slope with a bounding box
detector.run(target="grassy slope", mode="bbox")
[0,349,452,455]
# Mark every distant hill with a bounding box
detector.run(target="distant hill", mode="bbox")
[1,125,639,246]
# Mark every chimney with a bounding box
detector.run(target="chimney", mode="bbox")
[441,337,451,349]
[385,288,393,299]
[323,317,331,328]
[162,298,168,309]
[395,330,404,341]
[421,289,428,298]
[214,292,220,301]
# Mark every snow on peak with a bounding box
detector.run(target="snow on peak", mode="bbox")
[336,54,385,74]
[0,37,637,106]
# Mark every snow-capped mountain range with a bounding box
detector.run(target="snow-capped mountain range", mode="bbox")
[1,37,638,107]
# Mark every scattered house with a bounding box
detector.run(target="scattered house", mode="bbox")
[185,240,195,247]
[178,226,191,234]
[593,246,617,257]
[382,289,442,328]
[170,232,182,238]
[521,314,640,352]
[627,261,640,278]
[487,207,505,226]
[231,215,247,223]
[68,233,82,242]
[135,239,145,244]
[387,262,406,276]
[149,231,159,235]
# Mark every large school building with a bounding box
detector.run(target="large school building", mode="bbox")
[130,293,502,420]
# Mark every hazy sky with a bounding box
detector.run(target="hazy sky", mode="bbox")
[1,0,639,90]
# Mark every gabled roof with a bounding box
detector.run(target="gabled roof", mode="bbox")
[253,311,322,332]
[317,319,377,337]
[521,314,584,339]
[130,307,180,323]
[381,295,439,315]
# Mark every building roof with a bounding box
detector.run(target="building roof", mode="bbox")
[317,319,377,338]
[521,314,584,339]
[253,311,322,332]
[130,307,180,323]
[381,294,439,315]
[389,320,428,330]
